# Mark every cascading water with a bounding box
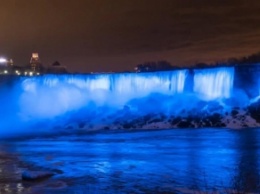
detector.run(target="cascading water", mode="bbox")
[16,67,237,122]
[193,67,234,100]
[19,70,188,118]
[1,65,253,136]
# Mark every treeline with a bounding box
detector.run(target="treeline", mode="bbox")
[226,52,260,66]
[193,52,260,68]
[134,52,260,72]
[134,61,180,72]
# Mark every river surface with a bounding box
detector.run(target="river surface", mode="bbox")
[0,128,260,193]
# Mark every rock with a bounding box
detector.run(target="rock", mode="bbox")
[22,170,55,181]
[202,120,212,127]
[171,117,182,126]
[231,109,239,117]
[149,118,162,123]
[248,100,260,123]
[177,120,191,128]
[122,122,133,129]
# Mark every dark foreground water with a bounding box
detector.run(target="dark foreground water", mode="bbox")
[0,128,260,194]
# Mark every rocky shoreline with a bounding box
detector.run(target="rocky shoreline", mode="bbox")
[60,99,260,131]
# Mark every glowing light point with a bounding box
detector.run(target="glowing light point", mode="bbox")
[15,70,21,75]
[0,58,7,63]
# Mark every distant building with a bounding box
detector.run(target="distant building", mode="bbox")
[46,61,68,74]
[30,53,43,74]
[0,53,70,76]
[0,53,44,76]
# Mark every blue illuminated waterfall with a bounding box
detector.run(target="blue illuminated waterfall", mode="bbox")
[0,66,243,135]
[17,67,235,119]
[19,71,188,118]
[193,67,234,100]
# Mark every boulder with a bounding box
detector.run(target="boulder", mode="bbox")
[22,170,55,181]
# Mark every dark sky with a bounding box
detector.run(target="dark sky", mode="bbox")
[0,0,260,72]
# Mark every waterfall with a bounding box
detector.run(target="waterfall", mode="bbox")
[193,67,234,100]
[19,67,236,119]
[19,70,188,118]
[1,65,254,135]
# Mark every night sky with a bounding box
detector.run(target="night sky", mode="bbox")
[0,0,260,72]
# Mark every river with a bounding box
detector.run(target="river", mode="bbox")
[0,128,260,193]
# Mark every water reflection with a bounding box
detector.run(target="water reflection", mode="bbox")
[2,128,260,193]
[0,146,25,193]
[233,129,260,192]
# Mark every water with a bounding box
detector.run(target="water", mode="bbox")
[0,67,237,133]
[193,67,234,100]
[20,68,234,111]
[19,70,188,113]
[0,67,258,193]
[1,128,260,193]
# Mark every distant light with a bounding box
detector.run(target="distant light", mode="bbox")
[37,72,40,75]
[0,58,7,63]
[15,70,21,75]
[32,53,39,59]
[24,72,27,75]
[4,70,8,74]
[29,72,33,76]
